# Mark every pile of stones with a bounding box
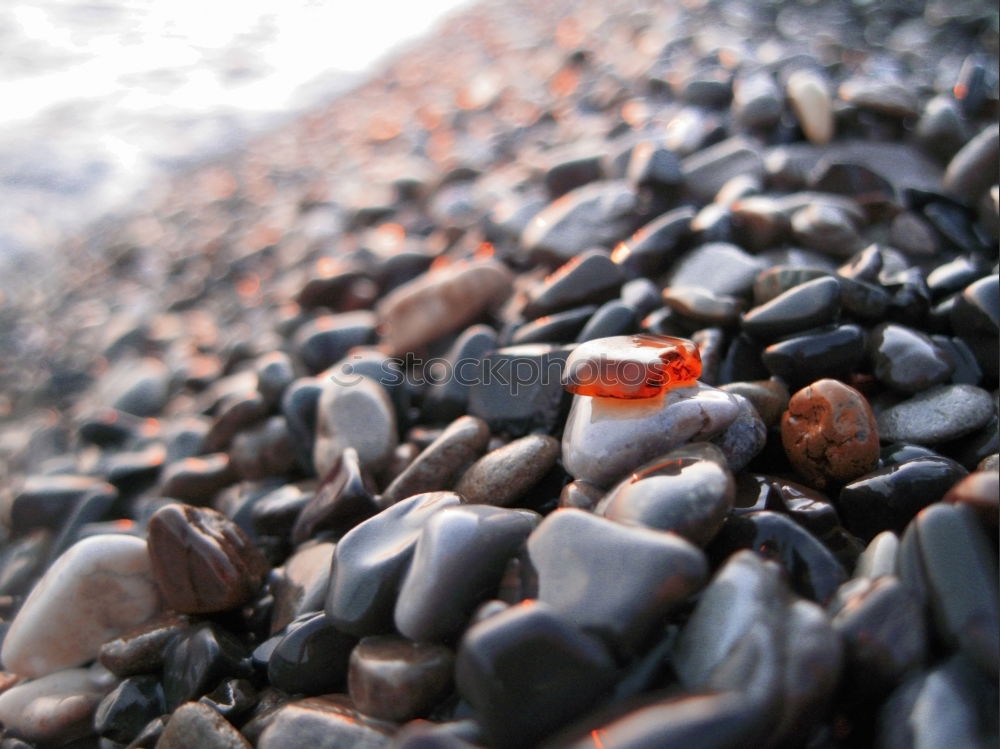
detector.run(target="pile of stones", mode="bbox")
[0,0,997,747]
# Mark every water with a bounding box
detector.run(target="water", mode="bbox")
[0,0,473,262]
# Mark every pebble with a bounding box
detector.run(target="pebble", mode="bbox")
[454,434,559,507]
[382,416,490,505]
[455,601,617,749]
[719,379,789,427]
[281,378,323,474]
[98,613,190,678]
[943,469,999,527]
[680,137,765,203]
[147,502,268,614]
[522,249,623,319]
[575,299,637,341]
[510,304,596,344]
[562,382,741,487]
[781,378,880,489]
[626,142,683,189]
[786,69,834,145]
[830,576,926,698]
[291,447,378,543]
[666,241,766,297]
[852,530,900,580]
[294,311,377,374]
[528,508,707,656]
[107,357,171,417]
[870,323,955,392]
[202,392,268,453]
[709,392,768,472]
[256,696,393,749]
[762,324,866,385]
[255,351,296,408]
[269,542,334,634]
[265,611,356,695]
[160,453,237,503]
[421,326,498,422]
[876,383,996,445]
[903,503,999,677]
[229,416,296,481]
[325,491,462,636]
[611,206,694,278]
[521,180,639,264]
[313,375,398,479]
[0,666,116,745]
[376,258,513,355]
[661,286,742,327]
[732,70,782,130]
[395,505,539,642]
[9,474,112,535]
[562,334,701,399]
[156,701,251,749]
[943,124,999,205]
[162,623,252,709]
[710,511,846,604]
[1,535,162,678]
[839,456,969,542]
[790,203,862,258]
[838,78,919,119]
[742,276,842,340]
[597,443,734,546]
[467,344,572,437]
[348,636,454,722]
[94,674,166,744]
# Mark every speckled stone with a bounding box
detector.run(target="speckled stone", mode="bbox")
[454,434,560,506]
[1,535,162,678]
[147,503,268,615]
[876,384,996,445]
[781,379,879,488]
[562,383,742,487]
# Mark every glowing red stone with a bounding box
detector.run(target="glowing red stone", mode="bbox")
[562,334,702,399]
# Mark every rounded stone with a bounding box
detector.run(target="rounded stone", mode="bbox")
[786,69,834,145]
[876,384,996,445]
[870,323,954,393]
[348,636,454,722]
[313,375,398,479]
[1,535,163,678]
[156,701,251,749]
[781,379,879,489]
[454,434,560,507]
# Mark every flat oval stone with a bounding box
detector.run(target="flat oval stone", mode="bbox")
[838,457,968,541]
[598,443,734,546]
[562,334,701,399]
[294,311,377,374]
[510,305,597,345]
[661,287,742,327]
[528,509,707,656]
[666,242,766,297]
[313,375,398,479]
[762,324,866,386]
[839,78,919,118]
[611,206,694,278]
[781,378,880,489]
[382,416,490,505]
[521,180,640,264]
[156,701,251,749]
[790,204,862,258]
[0,666,116,745]
[325,491,462,636]
[681,137,764,204]
[575,299,637,342]
[395,505,539,642]
[562,383,741,487]
[455,601,617,749]
[787,69,834,145]
[522,249,623,319]
[203,392,268,453]
[376,258,513,355]
[870,323,954,393]
[159,454,238,503]
[742,276,841,341]
[348,636,454,722]
[876,384,995,445]
[147,503,268,615]
[9,474,111,536]
[454,434,560,507]
[1,535,162,678]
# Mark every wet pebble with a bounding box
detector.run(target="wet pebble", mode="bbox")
[291,448,377,542]
[522,249,623,319]
[681,137,764,203]
[94,674,166,745]
[454,434,559,507]
[870,323,955,392]
[156,701,251,749]
[256,695,393,749]
[741,275,841,340]
[264,611,356,695]
[348,636,454,722]
[147,503,268,614]
[762,324,866,385]
[162,623,253,709]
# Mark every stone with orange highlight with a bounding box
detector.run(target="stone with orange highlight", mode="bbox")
[781,379,879,489]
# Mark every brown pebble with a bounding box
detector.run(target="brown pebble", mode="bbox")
[147,503,269,614]
[455,434,560,506]
[781,379,879,488]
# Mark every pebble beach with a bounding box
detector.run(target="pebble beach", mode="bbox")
[0,0,998,747]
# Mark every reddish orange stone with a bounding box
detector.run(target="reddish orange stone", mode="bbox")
[562,334,702,399]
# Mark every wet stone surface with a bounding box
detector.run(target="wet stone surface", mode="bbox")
[0,0,997,747]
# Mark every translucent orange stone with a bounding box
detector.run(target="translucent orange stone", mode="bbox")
[562,334,702,399]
